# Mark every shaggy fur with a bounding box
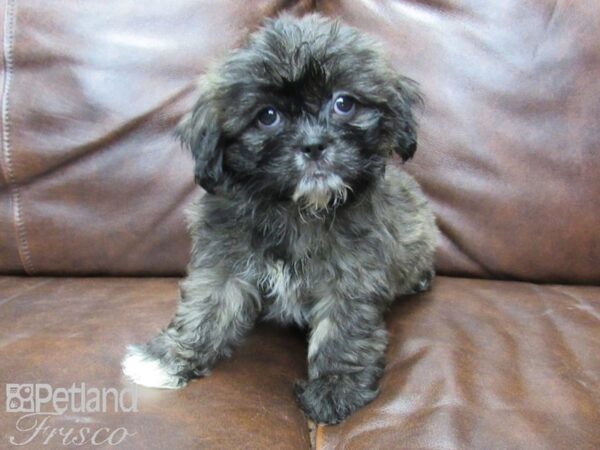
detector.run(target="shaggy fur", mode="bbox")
[123,14,439,424]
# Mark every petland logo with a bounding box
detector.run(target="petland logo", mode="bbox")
[5,383,137,446]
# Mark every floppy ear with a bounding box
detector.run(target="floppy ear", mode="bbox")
[176,91,224,194]
[390,76,423,162]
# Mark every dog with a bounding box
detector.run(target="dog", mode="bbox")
[122,13,438,425]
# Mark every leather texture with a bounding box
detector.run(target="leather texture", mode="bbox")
[318,0,600,283]
[316,276,600,450]
[0,0,313,276]
[0,276,311,449]
[1,0,599,282]
[1,1,599,449]
[1,276,598,449]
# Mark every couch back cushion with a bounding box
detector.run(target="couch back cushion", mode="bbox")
[318,0,600,283]
[0,0,312,275]
[1,0,598,282]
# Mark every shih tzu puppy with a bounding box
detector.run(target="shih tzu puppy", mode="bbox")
[123,14,438,424]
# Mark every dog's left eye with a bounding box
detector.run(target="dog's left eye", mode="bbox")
[333,95,356,116]
[256,107,281,129]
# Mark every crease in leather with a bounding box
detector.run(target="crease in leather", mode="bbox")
[435,214,491,278]
[0,277,50,307]
[1,0,33,274]
[16,82,197,186]
[108,178,198,268]
[533,0,559,58]
[546,285,600,322]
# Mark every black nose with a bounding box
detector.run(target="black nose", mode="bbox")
[301,144,327,160]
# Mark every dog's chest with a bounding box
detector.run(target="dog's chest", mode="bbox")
[254,218,348,326]
[259,258,309,326]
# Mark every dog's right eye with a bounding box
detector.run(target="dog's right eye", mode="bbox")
[333,94,356,116]
[257,107,281,129]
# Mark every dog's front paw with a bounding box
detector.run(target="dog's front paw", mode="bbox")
[121,345,187,389]
[294,374,379,424]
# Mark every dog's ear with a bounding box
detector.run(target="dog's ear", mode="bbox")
[389,76,423,162]
[176,87,224,194]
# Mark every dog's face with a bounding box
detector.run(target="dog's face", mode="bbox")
[178,14,421,211]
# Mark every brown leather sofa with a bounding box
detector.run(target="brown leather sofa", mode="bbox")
[1,1,598,449]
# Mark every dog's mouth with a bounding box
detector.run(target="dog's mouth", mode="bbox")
[290,151,351,213]
[292,172,350,213]
[302,158,331,176]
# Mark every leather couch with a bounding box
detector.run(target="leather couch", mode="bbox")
[1,1,598,449]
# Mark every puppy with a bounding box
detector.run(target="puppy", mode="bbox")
[123,14,438,424]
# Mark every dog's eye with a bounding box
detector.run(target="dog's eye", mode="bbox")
[257,107,281,129]
[333,95,356,116]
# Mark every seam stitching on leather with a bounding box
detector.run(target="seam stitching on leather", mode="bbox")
[0,2,7,185]
[2,0,34,274]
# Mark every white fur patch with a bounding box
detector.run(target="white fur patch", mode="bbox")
[308,317,336,359]
[292,174,350,213]
[259,260,304,325]
[121,346,184,389]
[262,260,291,300]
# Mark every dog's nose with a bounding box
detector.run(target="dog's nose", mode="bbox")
[301,144,327,160]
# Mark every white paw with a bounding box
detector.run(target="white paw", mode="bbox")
[121,346,186,389]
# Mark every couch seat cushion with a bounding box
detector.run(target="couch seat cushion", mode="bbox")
[317,277,600,450]
[0,277,310,449]
[2,276,598,449]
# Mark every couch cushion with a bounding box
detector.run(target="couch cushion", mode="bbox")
[318,0,600,283]
[2,276,597,449]
[3,1,599,283]
[0,277,310,449]
[317,276,600,450]
[0,0,312,275]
